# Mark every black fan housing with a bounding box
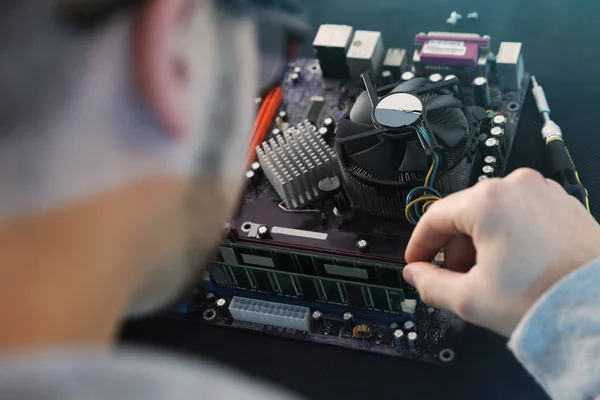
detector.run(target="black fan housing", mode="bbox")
[334,73,477,220]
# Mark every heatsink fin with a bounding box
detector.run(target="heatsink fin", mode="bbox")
[256,120,341,209]
[229,296,311,332]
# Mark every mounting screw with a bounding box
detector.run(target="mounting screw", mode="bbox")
[257,225,271,239]
[467,11,479,19]
[447,11,463,25]
[356,239,370,253]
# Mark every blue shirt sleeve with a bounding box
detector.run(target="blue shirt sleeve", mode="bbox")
[508,259,600,400]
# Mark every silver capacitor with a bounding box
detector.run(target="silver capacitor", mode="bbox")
[407,331,421,354]
[342,312,354,331]
[429,73,443,83]
[393,329,405,350]
[401,71,415,82]
[403,320,416,332]
[492,114,507,129]
[312,310,324,332]
[490,126,508,152]
[473,76,491,108]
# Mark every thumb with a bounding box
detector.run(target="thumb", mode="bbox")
[403,262,471,316]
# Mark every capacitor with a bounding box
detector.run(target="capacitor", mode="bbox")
[312,310,324,332]
[342,312,354,331]
[484,137,502,163]
[401,71,415,82]
[257,225,271,239]
[290,72,301,84]
[381,70,394,85]
[216,298,231,319]
[490,126,508,152]
[473,76,491,108]
[444,74,457,81]
[492,114,507,128]
[390,322,400,330]
[251,161,262,176]
[427,307,436,319]
[318,126,329,141]
[272,128,282,137]
[393,329,405,350]
[356,239,370,253]
[293,66,303,75]
[318,177,351,215]
[429,73,443,83]
[278,110,288,122]
[323,117,335,133]
[320,212,329,228]
[478,175,490,182]
[482,164,496,178]
[403,320,416,332]
[484,155,497,166]
[407,331,421,354]
[245,170,258,189]
[205,292,217,302]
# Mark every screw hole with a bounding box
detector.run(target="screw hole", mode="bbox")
[242,223,252,232]
[507,101,519,111]
[439,348,455,362]
[202,308,217,321]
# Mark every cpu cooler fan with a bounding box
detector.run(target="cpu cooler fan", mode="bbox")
[335,73,477,220]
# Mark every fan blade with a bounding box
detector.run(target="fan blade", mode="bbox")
[361,72,379,109]
[431,123,468,148]
[336,118,381,155]
[425,95,463,111]
[398,141,430,172]
[348,91,374,125]
[350,140,404,181]
[391,77,428,93]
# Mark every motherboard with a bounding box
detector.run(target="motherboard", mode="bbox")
[168,27,529,365]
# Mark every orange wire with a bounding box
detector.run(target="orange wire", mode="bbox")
[247,87,284,166]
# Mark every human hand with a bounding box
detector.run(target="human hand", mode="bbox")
[402,169,600,337]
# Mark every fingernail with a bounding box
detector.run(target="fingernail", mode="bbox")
[403,267,414,286]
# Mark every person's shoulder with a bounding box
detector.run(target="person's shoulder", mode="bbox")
[0,348,302,400]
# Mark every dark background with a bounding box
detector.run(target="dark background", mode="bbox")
[122,1,600,398]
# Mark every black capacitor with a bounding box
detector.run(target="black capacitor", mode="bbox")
[393,329,406,350]
[257,225,271,239]
[318,176,351,215]
[381,70,394,85]
[473,76,491,108]
[278,110,288,122]
[484,155,497,167]
[216,298,231,319]
[290,72,301,84]
[246,170,258,189]
[478,175,490,182]
[490,126,508,152]
[482,165,496,178]
[492,114,507,129]
[407,331,421,354]
[312,310,325,332]
[429,73,443,83]
[356,239,370,253]
[251,161,262,176]
[323,117,336,134]
[272,128,282,137]
[318,126,329,141]
[484,137,503,164]
[403,320,416,332]
[401,71,415,82]
[342,312,354,331]
[205,292,217,302]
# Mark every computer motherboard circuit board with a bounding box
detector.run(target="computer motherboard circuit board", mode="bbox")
[167,28,529,365]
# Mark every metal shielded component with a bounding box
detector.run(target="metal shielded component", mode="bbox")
[346,30,385,81]
[382,48,408,79]
[313,24,354,79]
[497,42,525,91]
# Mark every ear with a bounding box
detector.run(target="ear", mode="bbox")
[133,0,190,137]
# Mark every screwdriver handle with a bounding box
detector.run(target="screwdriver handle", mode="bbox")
[545,138,590,211]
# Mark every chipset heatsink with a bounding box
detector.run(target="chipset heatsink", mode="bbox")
[256,120,341,209]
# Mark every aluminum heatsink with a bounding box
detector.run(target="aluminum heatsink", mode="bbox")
[256,120,341,209]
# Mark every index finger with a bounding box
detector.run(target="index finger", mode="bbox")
[405,185,481,263]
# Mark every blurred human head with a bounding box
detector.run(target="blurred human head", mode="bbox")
[0,0,258,333]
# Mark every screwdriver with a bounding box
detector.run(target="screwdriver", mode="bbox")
[531,76,590,211]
